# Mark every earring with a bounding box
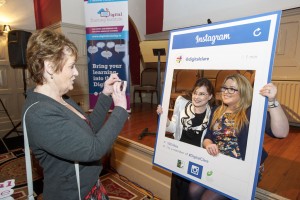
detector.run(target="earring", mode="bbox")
[46,71,53,79]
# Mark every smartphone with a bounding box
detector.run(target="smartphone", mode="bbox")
[120,81,124,91]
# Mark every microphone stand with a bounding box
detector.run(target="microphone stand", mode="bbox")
[138,48,165,140]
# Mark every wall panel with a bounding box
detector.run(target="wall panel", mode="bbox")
[273,10,300,80]
[110,137,172,200]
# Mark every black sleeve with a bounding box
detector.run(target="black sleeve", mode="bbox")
[204,106,217,140]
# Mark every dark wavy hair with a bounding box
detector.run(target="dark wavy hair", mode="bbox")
[184,77,216,106]
[26,29,78,85]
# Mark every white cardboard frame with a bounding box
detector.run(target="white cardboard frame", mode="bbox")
[153,11,281,200]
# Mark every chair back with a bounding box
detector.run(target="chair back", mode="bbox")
[141,68,157,87]
[242,70,256,86]
[215,70,240,92]
[174,70,199,93]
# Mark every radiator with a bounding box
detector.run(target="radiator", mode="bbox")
[273,81,300,125]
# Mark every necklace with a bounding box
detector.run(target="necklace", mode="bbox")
[182,102,210,133]
[60,98,68,106]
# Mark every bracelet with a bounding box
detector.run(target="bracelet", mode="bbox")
[268,99,279,108]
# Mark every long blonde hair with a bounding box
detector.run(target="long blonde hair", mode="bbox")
[210,74,253,132]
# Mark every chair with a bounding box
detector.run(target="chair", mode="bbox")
[169,70,199,108]
[133,68,158,105]
[243,70,256,86]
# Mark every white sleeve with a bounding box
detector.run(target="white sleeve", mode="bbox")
[166,96,187,139]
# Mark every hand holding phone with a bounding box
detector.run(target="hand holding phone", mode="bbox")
[120,80,124,91]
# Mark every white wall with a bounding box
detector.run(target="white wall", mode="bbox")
[61,0,86,26]
[0,0,35,31]
[0,0,146,41]
[164,0,300,31]
[128,0,146,40]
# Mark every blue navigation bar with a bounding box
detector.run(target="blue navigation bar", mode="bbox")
[172,20,271,49]
[88,0,127,3]
[86,32,128,40]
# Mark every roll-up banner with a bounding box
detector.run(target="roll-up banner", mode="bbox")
[84,0,130,110]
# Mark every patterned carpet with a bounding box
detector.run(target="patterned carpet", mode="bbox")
[0,149,149,200]
[101,173,148,200]
[0,149,43,199]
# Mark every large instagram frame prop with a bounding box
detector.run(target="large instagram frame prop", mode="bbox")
[153,11,281,200]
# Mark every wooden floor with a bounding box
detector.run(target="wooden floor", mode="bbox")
[119,103,158,148]
[121,103,300,200]
[258,126,300,200]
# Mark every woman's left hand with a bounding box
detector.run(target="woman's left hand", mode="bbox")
[206,144,219,156]
[259,83,277,102]
[259,83,289,138]
[102,73,121,96]
[112,81,127,109]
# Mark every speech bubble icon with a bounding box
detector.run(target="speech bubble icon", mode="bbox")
[101,50,113,59]
[96,42,105,48]
[106,41,115,49]
[115,44,126,53]
[88,46,98,54]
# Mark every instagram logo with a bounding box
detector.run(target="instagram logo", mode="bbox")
[191,165,200,175]
[188,162,203,179]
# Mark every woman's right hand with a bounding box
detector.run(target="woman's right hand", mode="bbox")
[157,105,170,126]
[112,81,127,110]
[157,105,163,115]
[206,144,219,156]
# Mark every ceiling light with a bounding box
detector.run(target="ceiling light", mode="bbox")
[0,0,6,7]
[2,25,11,32]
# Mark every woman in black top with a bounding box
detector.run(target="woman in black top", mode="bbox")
[157,78,216,200]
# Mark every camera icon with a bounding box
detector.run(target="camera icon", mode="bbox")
[191,165,199,175]
[188,162,203,179]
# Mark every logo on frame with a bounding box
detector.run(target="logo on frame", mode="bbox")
[187,162,203,179]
